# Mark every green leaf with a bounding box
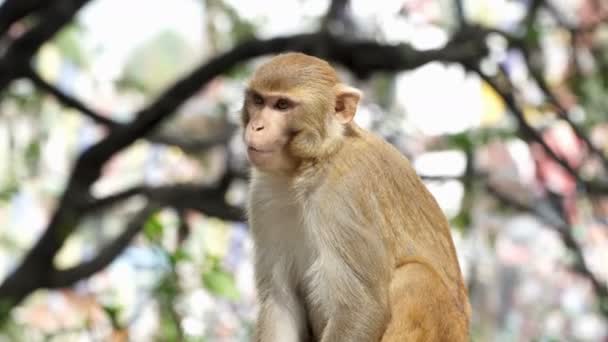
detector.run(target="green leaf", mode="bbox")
[54,24,88,67]
[202,265,239,301]
[445,132,473,150]
[121,30,196,94]
[170,248,191,265]
[0,183,19,202]
[102,305,122,329]
[600,296,608,315]
[224,63,253,79]
[524,25,540,49]
[25,141,40,171]
[158,316,181,341]
[451,210,471,230]
[144,215,164,242]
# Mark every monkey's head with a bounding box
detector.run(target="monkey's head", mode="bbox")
[242,52,361,174]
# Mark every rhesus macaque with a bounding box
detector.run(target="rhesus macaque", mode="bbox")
[242,52,470,342]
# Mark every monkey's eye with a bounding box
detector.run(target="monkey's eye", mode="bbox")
[275,98,292,111]
[252,93,264,105]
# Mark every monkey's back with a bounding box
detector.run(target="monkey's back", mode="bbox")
[329,125,460,265]
[326,124,471,336]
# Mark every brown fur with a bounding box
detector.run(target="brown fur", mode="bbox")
[243,52,470,342]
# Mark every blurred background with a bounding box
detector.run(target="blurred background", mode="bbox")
[0,0,607,341]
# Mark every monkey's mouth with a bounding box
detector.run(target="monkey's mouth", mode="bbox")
[247,146,273,154]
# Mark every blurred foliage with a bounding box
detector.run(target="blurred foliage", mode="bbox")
[155,272,183,341]
[202,256,239,301]
[121,31,198,94]
[24,140,41,175]
[0,183,19,203]
[205,0,256,48]
[54,24,89,68]
[144,215,165,243]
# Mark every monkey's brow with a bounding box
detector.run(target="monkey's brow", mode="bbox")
[245,88,260,96]
[245,88,299,102]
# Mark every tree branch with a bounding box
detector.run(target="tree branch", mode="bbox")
[144,183,244,222]
[25,67,119,128]
[543,0,608,33]
[176,209,190,245]
[87,182,245,222]
[419,169,607,314]
[0,0,91,89]
[454,0,466,27]
[519,48,608,171]
[0,0,49,37]
[469,64,608,194]
[25,67,237,152]
[322,0,351,32]
[522,0,543,33]
[488,14,608,174]
[486,184,608,316]
[85,186,146,212]
[48,205,158,288]
[147,124,238,153]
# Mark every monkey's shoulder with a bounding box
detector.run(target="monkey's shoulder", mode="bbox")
[328,129,418,184]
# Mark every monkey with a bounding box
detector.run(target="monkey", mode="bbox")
[242,52,470,342]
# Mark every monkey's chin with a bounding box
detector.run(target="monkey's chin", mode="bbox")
[247,148,276,169]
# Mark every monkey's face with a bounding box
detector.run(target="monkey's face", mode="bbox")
[242,90,300,173]
[242,53,362,173]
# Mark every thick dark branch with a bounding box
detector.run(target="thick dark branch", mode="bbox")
[323,31,488,78]
[87,182,245,222]
[0,0,91,89]
[0,0,48,37]
[147,123,238,153]
[0,203,84,322]
[49,205,158,288]
[85,186,146,212]
[145,183,244,222]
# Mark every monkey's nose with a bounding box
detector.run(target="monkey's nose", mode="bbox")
[253,124,264,131]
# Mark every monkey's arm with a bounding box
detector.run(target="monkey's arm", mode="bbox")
[254,292,308,342]
[317,257,391,342]
[253,247,310,342]
[322,308,388,342]
[306,199,392,342]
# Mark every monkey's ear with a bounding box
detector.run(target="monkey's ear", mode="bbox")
[334,84,361,124]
